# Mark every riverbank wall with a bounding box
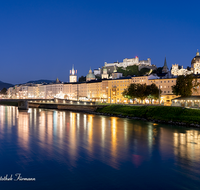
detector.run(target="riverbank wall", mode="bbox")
[0,99,106,112]
[28,102,106,112]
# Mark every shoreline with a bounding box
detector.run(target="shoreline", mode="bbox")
[94,105,200,128]
[0,101,200,128]
[92,111,200,128]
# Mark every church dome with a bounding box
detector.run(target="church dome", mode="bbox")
[191,50,200,65]
[86,69,95,81]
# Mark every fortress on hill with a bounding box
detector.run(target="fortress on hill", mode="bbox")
[104,56,152,68]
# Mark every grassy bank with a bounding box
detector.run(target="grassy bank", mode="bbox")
[96,105,200,125]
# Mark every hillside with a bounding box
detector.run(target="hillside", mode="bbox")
[117,65,150,76]
[0,81,13,90]
[26,79,54,84]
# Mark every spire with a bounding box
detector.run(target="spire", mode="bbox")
[196,49,199,56]
[162,56,169,73]
[56,78,59,83]
[72,65,75,75]
[164,56,167,67]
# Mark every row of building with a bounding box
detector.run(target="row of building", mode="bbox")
[7,51,200,104]
[7,74,179,104]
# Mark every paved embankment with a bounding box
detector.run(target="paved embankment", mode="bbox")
[0,99,106,112]
[29,102,106,112]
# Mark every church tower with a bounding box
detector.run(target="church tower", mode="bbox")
[191,50,200,74]
[101,67,109,79]
[162,57,169,73]
[69,65,77,82]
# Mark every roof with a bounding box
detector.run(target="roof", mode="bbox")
[164,57,167,67]
[191,55,200,64]
[191,51,200,64]
[86,73,95,79]
[172,96,200,101]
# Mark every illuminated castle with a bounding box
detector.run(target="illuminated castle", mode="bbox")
[104,56,151,68]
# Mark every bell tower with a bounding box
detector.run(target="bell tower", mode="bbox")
[69,65,77,82]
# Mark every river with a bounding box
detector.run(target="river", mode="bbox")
[0,105,200,190]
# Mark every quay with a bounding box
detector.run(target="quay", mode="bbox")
[0,99,106,112]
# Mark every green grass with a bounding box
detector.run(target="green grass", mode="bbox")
[96,105,200,125]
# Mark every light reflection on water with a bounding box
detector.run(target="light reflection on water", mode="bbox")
[0,106,200,189]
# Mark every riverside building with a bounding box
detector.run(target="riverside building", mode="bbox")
[7,75,178,105]
[8,51,200,105]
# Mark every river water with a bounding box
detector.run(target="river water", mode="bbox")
[0,106,200,190]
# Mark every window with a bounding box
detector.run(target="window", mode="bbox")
[161,81,162,83]
[164,81,166,83]
[164,91,166,93]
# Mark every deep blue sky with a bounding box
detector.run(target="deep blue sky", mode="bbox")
[0,0,200,84]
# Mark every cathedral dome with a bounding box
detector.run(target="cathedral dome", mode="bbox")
[191,50,200,65]
[86,69,95,81]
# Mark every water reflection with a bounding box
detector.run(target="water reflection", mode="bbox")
[18,111,29,150]
[174,131,200,161]
[0,106,200,189]
[0,106,200,168]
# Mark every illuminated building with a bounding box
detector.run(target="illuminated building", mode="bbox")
[171,50,199,76]
[8,52,200,104]
[86,68,96,81]
[101,67,109,79]
[191,50,200,74]
[148,78,178,105]
[104,56,152,68]
[69,65,77,83]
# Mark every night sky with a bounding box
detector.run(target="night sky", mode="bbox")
[0,0,200,84]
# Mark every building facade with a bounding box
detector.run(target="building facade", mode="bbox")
[104,56,151,68]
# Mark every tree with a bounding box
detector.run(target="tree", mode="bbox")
[122,83,161,103]
[139,68,150,75]
[172,74,199,97]
[187,66,191,71]
[122,83,137,99]
[146,83,161,103]
[136,83,147,101]
[117,65,140,76]
[0,88,7,95]
[154,67,163,75]
[78,76,86,82]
